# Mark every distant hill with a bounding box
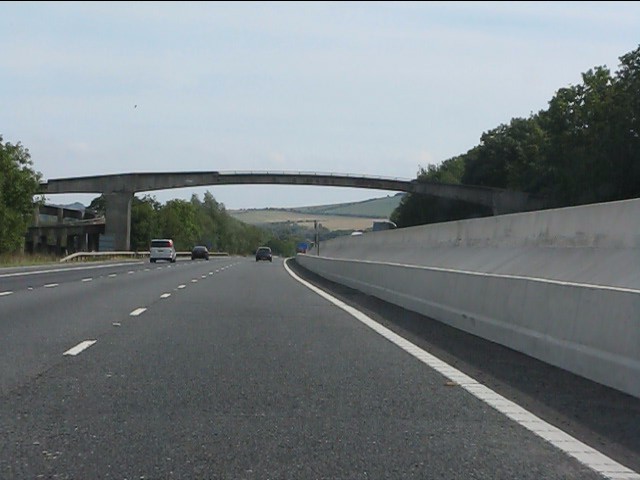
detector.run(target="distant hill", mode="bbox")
[229,194,404,231]
[47,202,86,211]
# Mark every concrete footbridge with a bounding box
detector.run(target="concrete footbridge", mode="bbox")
[39,170,547,250]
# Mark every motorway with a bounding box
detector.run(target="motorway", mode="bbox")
[0,257,639,479]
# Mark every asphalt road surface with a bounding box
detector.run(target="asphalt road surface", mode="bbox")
[0,257,638,479]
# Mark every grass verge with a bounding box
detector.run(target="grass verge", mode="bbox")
[0,253,61,268]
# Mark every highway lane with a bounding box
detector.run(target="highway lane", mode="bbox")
[0,257,633,478]
[0,257,239,395]
[0,258,190,293]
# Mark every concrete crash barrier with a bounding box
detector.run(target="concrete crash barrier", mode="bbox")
[297,256,640,399]
[297,198,640,399]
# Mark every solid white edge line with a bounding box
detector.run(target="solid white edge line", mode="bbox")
[283,258,640,480]
[130,307,147,316]
[63,340,97,356]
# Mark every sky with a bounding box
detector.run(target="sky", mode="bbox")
[2,1,640,210]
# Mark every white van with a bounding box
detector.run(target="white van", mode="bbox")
[149,239,177,263]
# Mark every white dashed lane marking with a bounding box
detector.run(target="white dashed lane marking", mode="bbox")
[177,285,186,289]
[0,291,13,297]
[129,308,147,317]
[63,340,97,356]
[160,293,171,299]
[81,278,93,282]
[44,283,58,288]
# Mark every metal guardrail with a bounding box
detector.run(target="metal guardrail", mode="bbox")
[60,251,229,262]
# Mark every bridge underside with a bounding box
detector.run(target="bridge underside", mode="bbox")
[27,223,104,255]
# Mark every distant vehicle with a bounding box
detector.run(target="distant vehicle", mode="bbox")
[191,245,210,260]
[150,239,176,263]
[255,246,273,262]
[372,220,397,231]
[296,242,309,253]
[350,230,364,236]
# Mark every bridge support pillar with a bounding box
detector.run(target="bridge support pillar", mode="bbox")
[104,192,133,251]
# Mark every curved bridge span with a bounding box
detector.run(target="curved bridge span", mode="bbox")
[39,170,546,250]
[41,171,417,194]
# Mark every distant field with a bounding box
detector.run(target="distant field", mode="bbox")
[229,194,403,231]
[292,194,403,217]
[229,210,383,231]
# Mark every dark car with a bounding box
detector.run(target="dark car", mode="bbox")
[191,245,210,260]
[255,246,272,262]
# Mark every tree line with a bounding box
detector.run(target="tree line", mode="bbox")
[392,45,640,227]
[89,192,295,256]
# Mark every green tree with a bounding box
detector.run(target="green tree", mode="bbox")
[462,117,550,193]
[191,193,224,250]
[610,45,640,199]
[391,156,491,227]
[157,199,200,250]
[541,66,617,204]
[130,195,161,251]
[502,117,551,195]
[87,195,106,216]
[0,136,43,253]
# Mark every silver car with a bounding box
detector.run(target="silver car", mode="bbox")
[150,239,177,263]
